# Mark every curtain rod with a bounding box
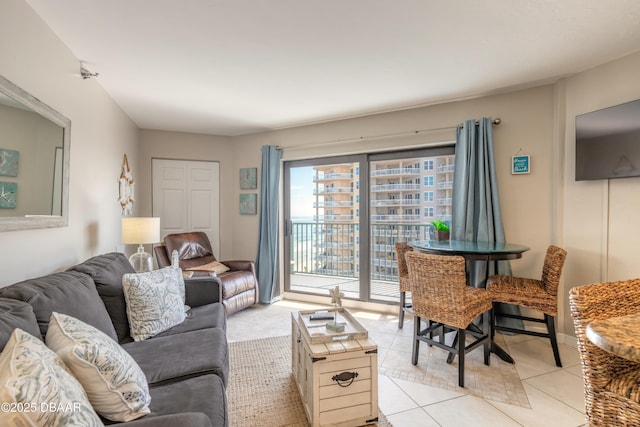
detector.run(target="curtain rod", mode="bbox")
[277,118,501,150]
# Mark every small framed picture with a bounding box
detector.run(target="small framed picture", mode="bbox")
[512,155,530,175]
[0,182,17,208]
[240,193,257,215]
[0,149,19,177]
[240,167,257,189]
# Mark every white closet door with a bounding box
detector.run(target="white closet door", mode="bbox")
[152,159,220,256]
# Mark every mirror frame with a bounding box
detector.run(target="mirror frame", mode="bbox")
[0,75,70,232]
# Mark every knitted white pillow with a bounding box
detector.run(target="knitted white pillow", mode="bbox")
[46,312,151,422]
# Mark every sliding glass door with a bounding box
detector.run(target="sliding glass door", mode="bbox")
[284,146,454,304]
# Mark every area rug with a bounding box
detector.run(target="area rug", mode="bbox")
[228,335,392,426]
[378,333,531,408]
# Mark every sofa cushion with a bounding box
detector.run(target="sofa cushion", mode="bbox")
[0,298,41,350]
[122,267,187,341]
[109,412,213,427]
[46,312,151,422]
[145,374,226,427]
[0,328,104,427]
[0,271,118,342]
[186,260,230,275]
[122,327,229,387]
[68,252,136,344]
[154,303,226,337]
[164,232,214,261]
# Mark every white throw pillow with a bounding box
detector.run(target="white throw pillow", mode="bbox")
[122,266,187,341]
[46,312,151,422]
[0,328,104,427]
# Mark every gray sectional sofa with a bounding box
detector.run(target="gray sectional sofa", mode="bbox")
[0,252,229,426]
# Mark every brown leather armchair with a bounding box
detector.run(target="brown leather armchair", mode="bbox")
[154,231,259,315]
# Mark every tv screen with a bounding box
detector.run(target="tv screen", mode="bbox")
[575,99,640,181]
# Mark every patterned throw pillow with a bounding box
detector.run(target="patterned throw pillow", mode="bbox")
[46,312,151,422]
[0,328,104,427]
[122,267,187,341]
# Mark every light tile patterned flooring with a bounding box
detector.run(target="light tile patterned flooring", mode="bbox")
[227,300,587,427]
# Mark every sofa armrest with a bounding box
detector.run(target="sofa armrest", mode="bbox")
[221,260,255,274]
[122,413,213,427]
[184,276,222,306]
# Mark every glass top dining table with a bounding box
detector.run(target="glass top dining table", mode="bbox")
[408,239,530,261]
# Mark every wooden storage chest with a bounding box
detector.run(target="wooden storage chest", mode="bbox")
[291,308,378,426]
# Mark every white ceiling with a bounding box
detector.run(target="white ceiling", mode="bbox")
[25,0,640,136]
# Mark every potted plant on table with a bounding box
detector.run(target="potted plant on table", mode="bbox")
[431,219,450,241]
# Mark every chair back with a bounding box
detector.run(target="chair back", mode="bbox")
[163,232,217,269]
[394,242,413,293]
[405,251,468,325]
[570,279,640,422]
[541,245,567,296]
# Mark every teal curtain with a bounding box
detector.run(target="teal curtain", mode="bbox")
[452,117,512,285]
[255,145,281,303]
[452,118,520,327]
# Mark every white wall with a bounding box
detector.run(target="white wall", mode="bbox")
[137,129,235,260]
[561,51,640,334]
[0,0,138,285]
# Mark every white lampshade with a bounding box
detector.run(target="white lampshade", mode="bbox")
[121,217,160,245]
[121,217,160,273]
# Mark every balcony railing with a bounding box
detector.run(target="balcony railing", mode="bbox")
[370,199,421,207]
[370,183,421,192]
[370,168,421,177]
[313,173,353,181]
[436,181,454,189]
[313,201,354,208]
[370,214,421,222]
[289,222,431,281]
[313,214,354,221]
[437,164,455,173]
[313,187,353,195]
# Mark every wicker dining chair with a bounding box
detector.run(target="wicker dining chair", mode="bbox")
[405,251,493,387]
[570,279,640,426]
[486,245,567,367]
[394,242,414,329]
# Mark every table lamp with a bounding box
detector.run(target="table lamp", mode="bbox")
[121,217,160,272]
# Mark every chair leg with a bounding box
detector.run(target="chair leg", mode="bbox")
[457,328,466,387]
[412,316,420,365]
[447,333,457,364]
[398,291,406,329]
[483,310,491,366]
[546,314,562,367]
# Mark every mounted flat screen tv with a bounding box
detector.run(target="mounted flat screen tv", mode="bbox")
[576,99,640,181]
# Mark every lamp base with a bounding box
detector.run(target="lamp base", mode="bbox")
[129,244,153,273]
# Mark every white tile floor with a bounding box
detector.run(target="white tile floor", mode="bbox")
[226,300,587,427]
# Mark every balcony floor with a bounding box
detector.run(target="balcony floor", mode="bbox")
[289,272,409,303]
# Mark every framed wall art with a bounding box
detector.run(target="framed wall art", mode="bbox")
[0,182,17,208]
[240,167,257,189]
[0,148,19,177]
[240,193,257,215]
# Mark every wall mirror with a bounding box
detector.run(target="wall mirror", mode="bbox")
[0,75,70,232]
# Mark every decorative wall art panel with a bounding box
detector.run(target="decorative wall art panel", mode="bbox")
[0,149,19,177]
[239,167,257,189]
[0,182,17,208]
[240,193,257,215]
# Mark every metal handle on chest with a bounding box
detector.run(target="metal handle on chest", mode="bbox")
[332,371,358,387]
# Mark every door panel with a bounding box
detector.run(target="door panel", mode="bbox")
[152,159,220,255]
